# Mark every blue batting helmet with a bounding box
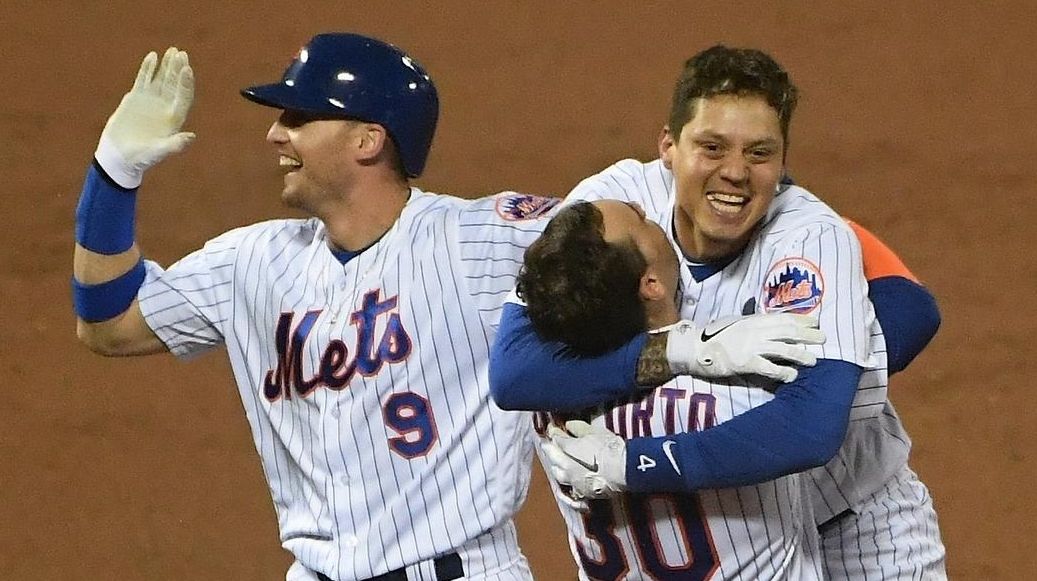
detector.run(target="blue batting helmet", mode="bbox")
[242,33,439,177]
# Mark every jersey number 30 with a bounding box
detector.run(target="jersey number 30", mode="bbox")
[578,493,719,580]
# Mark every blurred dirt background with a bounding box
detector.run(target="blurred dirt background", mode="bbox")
[2,1,1033,579]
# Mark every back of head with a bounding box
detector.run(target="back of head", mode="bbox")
[241,32,439,177]
[668,45,798,145]
[517,203,648,356]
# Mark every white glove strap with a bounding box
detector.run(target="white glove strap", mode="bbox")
[95,134,142,189]
[664,319,702,375]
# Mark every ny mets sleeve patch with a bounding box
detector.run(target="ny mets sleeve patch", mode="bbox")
[762,257,825,314]
[495,194,561,221]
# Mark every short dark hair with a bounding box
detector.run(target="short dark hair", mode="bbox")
[516,202,647,356]
[668,45,799,147]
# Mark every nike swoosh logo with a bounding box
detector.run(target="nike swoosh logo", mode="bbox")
[569,454,598,473]
[700,320,737,342]
[662,440,682,475]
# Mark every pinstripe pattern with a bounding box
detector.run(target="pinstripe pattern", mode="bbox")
[539,372,824,580]
[547,158,940,580]
[137,189,555,580]
[537,159,838,579]
[820,465,946,580]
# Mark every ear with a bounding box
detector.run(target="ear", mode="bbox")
[638,268,668,302]
[658,125,676,169]
[355,123,390,163]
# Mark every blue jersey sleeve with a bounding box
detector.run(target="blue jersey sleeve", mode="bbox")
[489,302,646,411]
[868,276,940,374]
[625,359,861,492]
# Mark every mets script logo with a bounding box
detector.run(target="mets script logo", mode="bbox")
[495,194,560,221]
[763,258,825,314]
[263,290,412,401]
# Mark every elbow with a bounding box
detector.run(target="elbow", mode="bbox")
[76,320,129,357]
[489,379,532,412]
[488,375,519,411]
[919,293,942,344]
[802,439,842,469]
[488,350,524,411]
[799,420,849,469]
[887,292,942,374]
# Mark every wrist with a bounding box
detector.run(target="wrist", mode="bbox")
[663,319,702,375]
[625,437,687,493]
[95,134,142,189]
[636,332,675,386]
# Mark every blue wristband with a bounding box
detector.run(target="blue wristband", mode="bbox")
[75,160,138,255]
[72,260,147,322]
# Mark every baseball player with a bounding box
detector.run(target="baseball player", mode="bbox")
[516,200,942,580]
[491,46,946,579]
[71,35,826,581]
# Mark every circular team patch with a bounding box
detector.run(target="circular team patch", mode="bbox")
[495,194,560,221]
[762,257,825,314]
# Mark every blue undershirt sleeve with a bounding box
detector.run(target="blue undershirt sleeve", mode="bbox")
[867,276,941,375]
[625,359,861,493]
[489,302,646,411]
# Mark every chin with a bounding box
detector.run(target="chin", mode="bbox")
[281,191,303,209]
[702,216,750,240]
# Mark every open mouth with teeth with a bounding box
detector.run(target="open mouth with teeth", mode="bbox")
[706,192,750,215]
[280,155,302,172]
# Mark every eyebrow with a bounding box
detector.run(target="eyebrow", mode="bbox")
[694,132,781,148]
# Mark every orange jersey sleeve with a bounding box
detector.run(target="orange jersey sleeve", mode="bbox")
[845,220,920,283]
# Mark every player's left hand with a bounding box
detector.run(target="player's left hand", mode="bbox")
[95,47,196,189]
[665,312,825,383]
[542,421,627,500]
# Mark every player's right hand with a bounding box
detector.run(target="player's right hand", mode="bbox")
[95,47,195,189]
[663,313,825,383]
[542,421,627,501]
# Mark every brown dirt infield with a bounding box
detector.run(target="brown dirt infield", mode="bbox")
[3,2,1034,579]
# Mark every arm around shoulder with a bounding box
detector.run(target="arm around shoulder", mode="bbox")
[489,303,644,411]
[624,359,862,493]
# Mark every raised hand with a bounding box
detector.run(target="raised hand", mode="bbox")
[95,47,195,188]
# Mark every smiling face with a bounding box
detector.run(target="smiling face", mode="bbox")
[265,110,371,213]
[661,94,786,262]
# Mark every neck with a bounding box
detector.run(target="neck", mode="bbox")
[645,301,680,331]
[322,176,410,251]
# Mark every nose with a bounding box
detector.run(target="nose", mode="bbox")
[718,153,749,185]
[266,119,288,145]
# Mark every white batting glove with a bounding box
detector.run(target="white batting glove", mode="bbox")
[95,47,196,188]
[663,313,825,383]
[542,421,627,500]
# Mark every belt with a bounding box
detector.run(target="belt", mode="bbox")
[315,552,463,581]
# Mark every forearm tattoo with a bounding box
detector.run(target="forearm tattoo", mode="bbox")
[636,333,674,386]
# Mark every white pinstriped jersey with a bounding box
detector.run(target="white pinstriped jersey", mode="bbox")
[137,189,560,581]
[533,375,824,581]
[541,158,912,579]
